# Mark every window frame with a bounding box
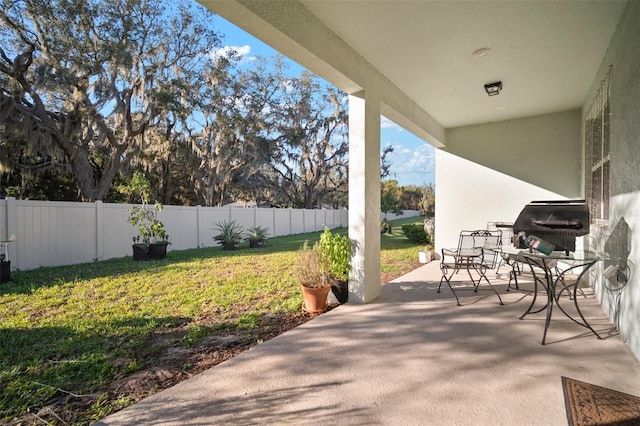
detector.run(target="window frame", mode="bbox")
[584,68,611,223]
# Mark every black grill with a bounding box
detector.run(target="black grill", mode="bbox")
[513,200,590,254]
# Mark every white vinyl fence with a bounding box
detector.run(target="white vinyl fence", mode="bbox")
[0,198,419,271]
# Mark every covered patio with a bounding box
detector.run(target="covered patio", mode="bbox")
[200,0,640,363]
[96,3,640,422]
[97,262,640,424]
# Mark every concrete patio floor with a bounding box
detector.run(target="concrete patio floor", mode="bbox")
[96,261,640,425]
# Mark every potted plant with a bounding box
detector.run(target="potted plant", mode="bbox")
[381,218,391,234]
[212,220,244,250]
[245,225,270,248]
[295,241,331,313]
[0,255,9,283]
[317,228,351,304]
[0,234,16,283]
[418,244,436,263]
[381,187,403,234]
[125,173,170,261]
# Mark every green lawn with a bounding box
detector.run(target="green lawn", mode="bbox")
[0,216,428,424]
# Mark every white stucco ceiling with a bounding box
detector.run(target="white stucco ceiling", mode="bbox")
[301,1,625,128]
[203,1,626,133]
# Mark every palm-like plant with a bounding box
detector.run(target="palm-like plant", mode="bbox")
[245,225,270,248]
[212,220,244,250]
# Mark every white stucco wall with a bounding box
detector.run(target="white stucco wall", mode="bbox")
[435,150,563,252]
[436,107,582,252]
[584,1,640,361]
[444,109,583,198]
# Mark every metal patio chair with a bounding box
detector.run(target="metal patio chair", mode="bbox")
[487,221,515,279]
[437,230,504,306]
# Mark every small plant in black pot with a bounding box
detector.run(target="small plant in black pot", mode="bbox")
[245,225,270,248]
[212,220,244,250]
[0,253,10,283]
[317,228,352,304]
[0,234,16,283]
[123,172,170,260]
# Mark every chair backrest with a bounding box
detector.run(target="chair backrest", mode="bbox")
[458,230,502,268]
[487,222,514,247]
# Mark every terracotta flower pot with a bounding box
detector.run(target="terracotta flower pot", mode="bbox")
[301,285,330,313]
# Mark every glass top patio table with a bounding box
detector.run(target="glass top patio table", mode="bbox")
[499,246,606,345]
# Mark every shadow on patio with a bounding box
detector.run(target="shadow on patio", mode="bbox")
[96,261,640,425]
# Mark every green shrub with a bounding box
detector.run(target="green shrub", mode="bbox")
[401,224,431,245]
[317,228,351,281]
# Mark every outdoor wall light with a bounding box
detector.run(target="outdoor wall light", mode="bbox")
[484,81,502,96]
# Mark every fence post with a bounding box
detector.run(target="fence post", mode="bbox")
[6,197,17,270]
[196,205,202,248]
[289,208,293,236]
[95,200,104,261]
[272,208,276,238]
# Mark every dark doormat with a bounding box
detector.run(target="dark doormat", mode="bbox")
[562,376,640,425]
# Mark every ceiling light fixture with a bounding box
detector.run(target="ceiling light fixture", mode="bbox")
[472,47,491,57]
[484,81,502,96]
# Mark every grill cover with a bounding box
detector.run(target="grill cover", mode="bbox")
[513,200,590,253]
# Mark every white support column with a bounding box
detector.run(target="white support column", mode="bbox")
[348,93,381,304]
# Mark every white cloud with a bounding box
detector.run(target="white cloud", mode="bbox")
[210,45,255,63]
[385,141,435,186]
[381,116,404,130]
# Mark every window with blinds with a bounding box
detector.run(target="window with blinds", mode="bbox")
[585,68,611,222]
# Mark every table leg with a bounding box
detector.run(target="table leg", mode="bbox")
[540,263,557,345]
[553,261,602,340]
[518,258,548,320]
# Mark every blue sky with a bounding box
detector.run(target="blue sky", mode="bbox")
[211,15,435,187]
